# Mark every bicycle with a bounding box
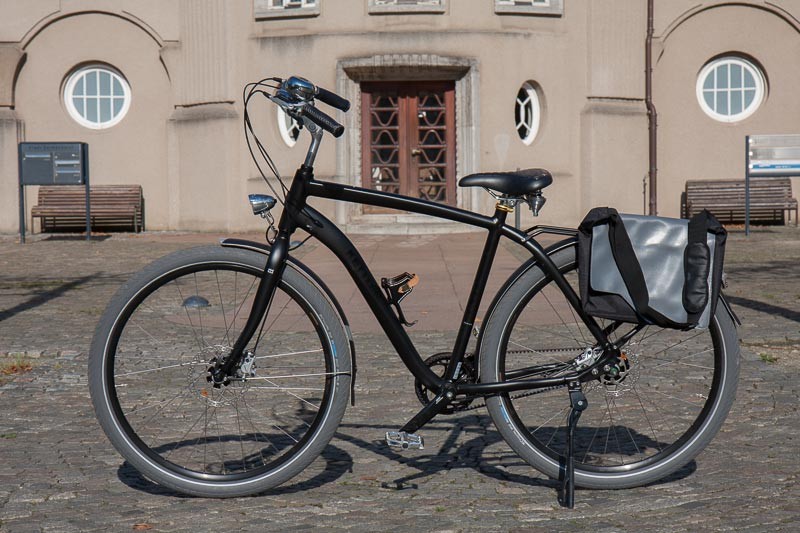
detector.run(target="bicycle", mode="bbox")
[89,76,740,508]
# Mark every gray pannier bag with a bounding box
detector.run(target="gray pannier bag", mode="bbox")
[577,207,727,329]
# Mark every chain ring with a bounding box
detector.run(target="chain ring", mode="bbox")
[414,352,478,413]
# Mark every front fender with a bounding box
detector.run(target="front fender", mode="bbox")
[219,238,358,405]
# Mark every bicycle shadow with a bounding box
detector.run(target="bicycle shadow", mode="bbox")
[335,413,696,494]
[116,440,354,498]
[114,415,696,499]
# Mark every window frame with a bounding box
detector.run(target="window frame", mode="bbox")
[695,56,766,123]
[515,82,541,146]
[254,0,319,20]
[495,0,563,17]
[63,64,132,130]
[277,106,302,147]
[368,0,446,15]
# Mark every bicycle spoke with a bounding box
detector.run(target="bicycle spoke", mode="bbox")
[102,256,343,484]
[255,348,323,359]
[214,270,232,347]
[490,251,726,475]
[115,360,205,377]
[260,378,321,411]
[172,279,206,351]
[632,385,663,453]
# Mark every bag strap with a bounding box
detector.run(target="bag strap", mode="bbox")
[684,210,721,323]
[605,212,651,318]
[687,211,710,249]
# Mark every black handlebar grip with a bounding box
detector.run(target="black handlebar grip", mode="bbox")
[315,86,351,112]
[303,105,345,137]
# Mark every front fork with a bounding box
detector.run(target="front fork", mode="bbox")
[209,229,292,384]
[213,198,316,387]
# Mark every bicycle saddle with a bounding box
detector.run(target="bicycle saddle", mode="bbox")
[458,168,553,196]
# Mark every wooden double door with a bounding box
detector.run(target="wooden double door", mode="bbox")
[361,81,456,212]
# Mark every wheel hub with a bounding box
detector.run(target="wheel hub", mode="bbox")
[598,351,639,396]
[194,346,255,405]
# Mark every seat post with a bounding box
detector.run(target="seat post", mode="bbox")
[494,199,515,218]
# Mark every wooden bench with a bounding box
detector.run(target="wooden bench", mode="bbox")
[684,178,798,225]
[31,185,144,233]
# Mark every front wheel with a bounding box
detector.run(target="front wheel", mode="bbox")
[480,244,740,489]
[89,246,351,497]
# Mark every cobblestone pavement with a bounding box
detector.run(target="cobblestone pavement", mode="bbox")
[0,226,798,532]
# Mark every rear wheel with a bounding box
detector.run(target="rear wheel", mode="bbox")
[89,246,351,497]
[480,244,739,489]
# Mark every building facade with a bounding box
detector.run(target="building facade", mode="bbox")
[1,0,798,234]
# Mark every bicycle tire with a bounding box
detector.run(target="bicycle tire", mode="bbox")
[89,246,351,497]
[480,244,739,489]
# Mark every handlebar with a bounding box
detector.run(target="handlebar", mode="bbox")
[277,76,349,137]
[315,86,350,112]
[302,105,344,137]
[283,76,350,112]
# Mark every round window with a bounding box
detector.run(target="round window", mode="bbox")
[277,107,302,147]
[515,82,541,145]
[64,65,131,129]
[696,56,765,123]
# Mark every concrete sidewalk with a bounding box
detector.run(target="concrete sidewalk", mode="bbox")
[0,225,799,531]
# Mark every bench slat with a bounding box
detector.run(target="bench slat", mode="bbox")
[684,178,797,225]
[32,185,143,232]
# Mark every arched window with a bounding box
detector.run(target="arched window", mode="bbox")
[64,65,131,129]
[696,56,765,123]
[515,82,541,145]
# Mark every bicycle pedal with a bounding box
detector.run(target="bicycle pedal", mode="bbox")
[385,431,424,450]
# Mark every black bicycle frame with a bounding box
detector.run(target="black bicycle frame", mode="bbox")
[222,163,614,397]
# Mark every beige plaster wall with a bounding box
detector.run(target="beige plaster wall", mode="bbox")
[246,1,595,228]
[12,12,172,230]
[0,0,179,43]
[2,1,797,234]
[654,3,800,217]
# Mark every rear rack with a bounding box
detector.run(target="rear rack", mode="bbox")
[524,225,578,239]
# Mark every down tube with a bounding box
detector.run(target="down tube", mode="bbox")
[295,206,442,392]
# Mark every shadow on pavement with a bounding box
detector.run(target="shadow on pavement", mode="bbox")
[727,295,800,323]
[335,415,695,495]
[41,234,111,242]
[0,275,95,322]
[116,442,353,497]
[114,414,696,499]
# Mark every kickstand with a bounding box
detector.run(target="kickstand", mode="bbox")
[558,381,588,509]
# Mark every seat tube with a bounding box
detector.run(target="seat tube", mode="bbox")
[443,207,508,379]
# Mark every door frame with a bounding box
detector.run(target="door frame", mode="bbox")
[334,55,480,231]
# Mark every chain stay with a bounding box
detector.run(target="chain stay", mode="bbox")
[452,347,580,411]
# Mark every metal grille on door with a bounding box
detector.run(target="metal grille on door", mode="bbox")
[361,82,456,213]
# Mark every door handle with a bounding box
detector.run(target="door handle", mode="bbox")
[411,148,422,156]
